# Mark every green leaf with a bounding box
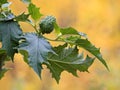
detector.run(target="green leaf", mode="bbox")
[0,49,8,79]
[54,23,61,35]
[44,44,94,83]
[54,23,87,38]
[1,2,11,11]
[0,21,23,60]
[0,68,8,79]
[0,32,1,41]
[61,36,81,44]
[0,49,7,69]
[75,39,109,70]
[19,50,28,64]
[18,33,55,77]
[21,0,31,4]
[57,33,109,71]
[0,0,7,6]
[60,27,79,35]
[28,3,42,21]
[15,13,29,22]
[60,27,87,38]
[0,13,15,21]
[0,0,7,4]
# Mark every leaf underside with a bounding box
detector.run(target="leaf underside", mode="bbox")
[18,33,55,77]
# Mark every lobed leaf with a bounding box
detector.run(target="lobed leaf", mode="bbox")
[54,25,109,71]
[15,13,29,22]
[44,44,94,83]
[0,21,23,60]
[75,39,109,70]
[28,3,42,21]
[18,33,55,77]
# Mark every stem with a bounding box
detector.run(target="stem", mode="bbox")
[33,24,39,33]
[42,34,63,41]
[26,20,40,34]
[43,36,59,41]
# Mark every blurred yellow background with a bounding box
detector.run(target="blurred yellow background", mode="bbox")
[0,0,120,90]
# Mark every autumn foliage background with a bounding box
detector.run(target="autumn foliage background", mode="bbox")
[0,0,120,90]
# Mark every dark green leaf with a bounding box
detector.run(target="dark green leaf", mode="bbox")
[0,68,8,79]
[19,50,28,64]
[15,13,29,22]
[59,36,81,44]
[18,33,55,77]
[0,0,7,6]
[44,44,94,83]
[0,49,8,79]
[54,23,87,38]
[0,0,7,4]
[0,49,7,69]
[57,34,109,71]
[75,39,109,70]
[21,0,31,4]
[0,21,23,60]
[60,27,79,35]
[0,13,15,21]
[0,32,2,41]
[28,3,42,21]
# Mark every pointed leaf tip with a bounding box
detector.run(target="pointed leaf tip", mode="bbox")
[28,3,42,21]
[75,39,109,70]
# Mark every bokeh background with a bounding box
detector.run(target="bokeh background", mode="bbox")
[0,0,120,90]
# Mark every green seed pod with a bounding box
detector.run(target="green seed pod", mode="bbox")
[39,16,56,34]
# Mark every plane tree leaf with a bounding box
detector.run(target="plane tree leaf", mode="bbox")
[75,39,109,70]
[44,44,94,83]
[0,21,23,60]
[28,3,42,21]
[15,13,29,22]
[58,34,109,70]
[18,33,55,77]
[53,24,109,71]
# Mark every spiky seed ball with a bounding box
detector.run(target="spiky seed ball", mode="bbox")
[39,16,56,34]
